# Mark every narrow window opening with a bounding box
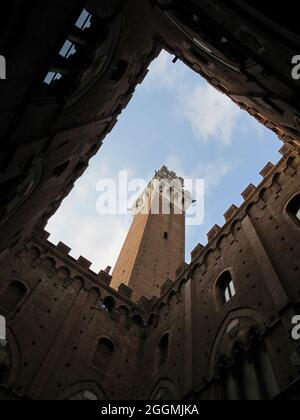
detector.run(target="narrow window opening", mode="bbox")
[101,297,115,313]
[217,271,236,305]
[93,337,115,370]
[159,333,169,367]
[287,195,300,225]
[0,281,27,313]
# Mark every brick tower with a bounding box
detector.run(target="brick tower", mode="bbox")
[111,166,188,301]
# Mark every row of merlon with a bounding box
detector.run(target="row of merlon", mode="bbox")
[192,143,293,257]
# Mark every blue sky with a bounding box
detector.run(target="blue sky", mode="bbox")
[47,51,282,273]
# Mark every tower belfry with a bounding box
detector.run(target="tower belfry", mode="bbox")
[111,166,189,301]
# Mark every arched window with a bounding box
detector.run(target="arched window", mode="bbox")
[217,324,279,401]
[0,281,27,313]
[93,338,115,369]
[0,340,11,385]
[68,390,98,401]
[287,194,300,226]
[132,314,144,328]
[159,334,169,367]
[217,272,236,305]
[101,297,115,313]
[153,387,173,401]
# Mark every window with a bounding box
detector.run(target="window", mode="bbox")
[222,346,279,400]
[43,8,92,86]
[101,296,115,313]
[159,334,169,367]
[287,194,300,225]
[0,340,11,385]
[164,232,168,239]
[217,272,236,305]
[68,390,98,401]
[93,338,115,370]
[0,281,27,313]
[153,388,172,401]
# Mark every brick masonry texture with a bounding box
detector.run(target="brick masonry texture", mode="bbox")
[0,149,300,400]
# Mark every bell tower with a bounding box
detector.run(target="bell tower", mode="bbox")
[111,166,189,301]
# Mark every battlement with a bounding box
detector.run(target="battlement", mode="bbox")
[132,166,188,216]
[36,231,115,290]
[154,165,184,186]
[35,149,298,318]
[189,147,299,264]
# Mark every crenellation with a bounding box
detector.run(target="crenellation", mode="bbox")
[165,150,300,303]
[1,145,300,400]
[176,262,189,277]
[241,183,257,200]
[1,1,300,401]
[138,296,152,310]
[191,244,205,260]
[224,205,239,222]
[77,256,92,270]
[39,230,51,241]
[98,270,112,287]
[118,284,134,300]
[161,279,174,296]
[260,162,275,178]
[31,234,138,309]
[207,225,222,241]
[56,242,71,255]
[279,144,293,156]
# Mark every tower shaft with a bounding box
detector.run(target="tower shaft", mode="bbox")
[111,167,186,301]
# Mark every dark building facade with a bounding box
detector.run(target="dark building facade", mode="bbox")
[1,0,300,263]
[0,146,300,400]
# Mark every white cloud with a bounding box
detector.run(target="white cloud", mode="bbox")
[165,155,237,191]
[143,50,186,90]
[196,160,237,190]
[47,156,134,273]
[46,52,243,272]
[145,51,242,145]
[47,211,130,274]
[179,84,241,145]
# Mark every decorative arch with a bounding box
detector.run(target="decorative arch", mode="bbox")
[216,234,227,251]
[26,246,41,264]
[167,290,178,305]
[285,191,300,227]
[202,249,214,266]
[132,314,144,328]
[56,266,71,281]
[87,287,101,306]
[147,313,157,329]
[178,277,188,291]
[228,219,243,239]
[101,296,116,313]
[40,257,57,277]
[92,336,116,371]
[0,280,28,314]
[2,328,22,387]
[208,308,267,380]
[209,310,279,400]
[71,276,86,292]
[58,381,106,401]
[149,378,179,401]
[118,305,129,317]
